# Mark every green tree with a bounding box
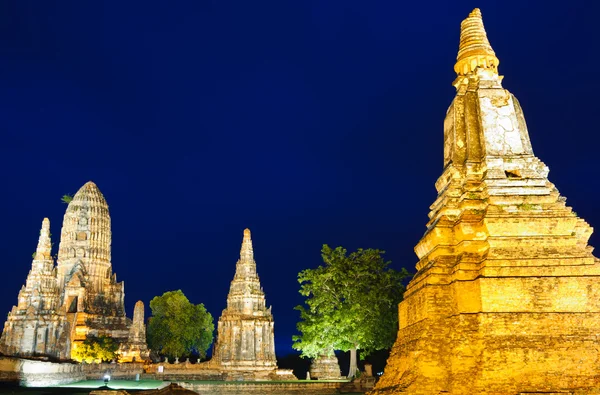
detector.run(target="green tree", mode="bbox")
[147,290,214,360]
[71,335,119,363]
[61,194,74,204]
[293,245,410,378]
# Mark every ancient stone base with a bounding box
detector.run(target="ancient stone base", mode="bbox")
[309,355,342,380]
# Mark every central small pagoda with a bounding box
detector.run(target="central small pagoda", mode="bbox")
[211,229,280,380]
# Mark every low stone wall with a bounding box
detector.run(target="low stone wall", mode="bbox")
[146,361,296,381]
[83,362,144,380]
[340,376,376,393]
[0,357,146,386]
[0,356,84,386]
[178,380,345,394]
[146,361,222,381]
[85,381,371,395]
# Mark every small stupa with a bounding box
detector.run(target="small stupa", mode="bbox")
[371,9,600,395]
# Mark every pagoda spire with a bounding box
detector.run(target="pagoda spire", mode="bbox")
[212,228,278,372]
[239,228,254,264]
[444,8,537,170]
[35,218,52,261]
[29,218,55,280]
[233,228,258,280]
[454,8,499,76]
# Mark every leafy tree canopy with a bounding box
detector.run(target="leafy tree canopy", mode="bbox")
[71,335,119,363]
[147,290,214,360]
[293,245,410,377]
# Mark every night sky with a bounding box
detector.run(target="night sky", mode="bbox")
[0,1,598,356]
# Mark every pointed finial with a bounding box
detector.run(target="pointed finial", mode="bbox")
[35,218,52,260]
[454,8,499,76]
[240,228,254,263]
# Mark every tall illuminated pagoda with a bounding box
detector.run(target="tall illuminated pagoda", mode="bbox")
[372,9,600,395]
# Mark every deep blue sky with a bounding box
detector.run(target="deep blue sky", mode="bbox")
[0,1,598,355]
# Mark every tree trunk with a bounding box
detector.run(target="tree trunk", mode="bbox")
[348,347,358,378]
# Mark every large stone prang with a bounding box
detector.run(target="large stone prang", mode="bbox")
[371,9,600,395]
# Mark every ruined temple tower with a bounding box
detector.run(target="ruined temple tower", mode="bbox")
[119,300,150,362]
[372,9,600,395]
[56,181,129,349]
[0,219,69,359]
[0,182,149,362]
[57,181,123,315]
[212,229,278,378]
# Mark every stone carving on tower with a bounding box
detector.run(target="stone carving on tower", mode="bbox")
[211,229,279,378]
[57,181,124,317]
[0,182,149,363]
[55,182,129,351]
[371,9,600,395]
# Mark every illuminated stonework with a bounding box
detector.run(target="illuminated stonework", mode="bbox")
[0,182,149,362]
[0,219,69,359]
[309,354,342,380]
[212,229,278,376]
[371,9,600,395]
[57,181,121,313]
[119,300,150,362]
[56,182,130,352]
[454,8,498,76]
